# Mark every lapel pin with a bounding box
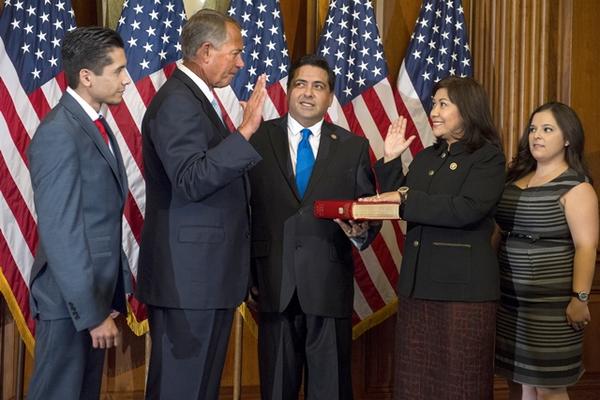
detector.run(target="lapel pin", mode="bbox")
[330,133,337,140]
[449,162,458,171]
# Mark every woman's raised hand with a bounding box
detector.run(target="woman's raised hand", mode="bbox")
[384,116,416,162]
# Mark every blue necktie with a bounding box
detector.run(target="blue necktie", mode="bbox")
[211,97,223,122]
[295,128,315,198]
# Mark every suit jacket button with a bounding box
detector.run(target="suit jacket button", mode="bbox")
[428,170,435,176]
[413,240,419,247]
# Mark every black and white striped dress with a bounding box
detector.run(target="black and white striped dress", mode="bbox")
[495,168,587,387]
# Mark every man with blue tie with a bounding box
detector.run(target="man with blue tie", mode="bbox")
[26,27,131,399]
[248,54,380,400]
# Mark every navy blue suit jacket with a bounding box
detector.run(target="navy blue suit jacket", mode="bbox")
[136,69,261,309]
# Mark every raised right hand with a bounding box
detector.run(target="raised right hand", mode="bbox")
[238,74,268,140]
[384,116,416,162]
[89,316,120,349]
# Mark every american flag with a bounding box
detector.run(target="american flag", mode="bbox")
[217,0,290,129]
[217,0,290,335]
[397,0,471,157]
[316,0,406,337]
[0,0,77,352]
[105,0,186,333]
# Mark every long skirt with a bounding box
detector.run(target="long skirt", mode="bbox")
[394,296,497,400]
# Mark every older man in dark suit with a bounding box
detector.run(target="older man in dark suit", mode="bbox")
[249,54,380,400]
[135,9,266,400]
[26,27,131,400]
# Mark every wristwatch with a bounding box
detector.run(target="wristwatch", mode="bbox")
[572,291,590,302]
[397,186,409,203]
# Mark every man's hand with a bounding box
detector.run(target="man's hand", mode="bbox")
[89,316,120,349]
[334,219,369,238]
[238,74,268,140]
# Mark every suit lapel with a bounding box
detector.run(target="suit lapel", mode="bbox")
[61,94,126,199]
[302,122,338,201]
[172,69,228,138]
[268,117,299,199]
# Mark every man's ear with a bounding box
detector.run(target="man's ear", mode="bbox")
[78,68,93,88]
[195,42,212,64]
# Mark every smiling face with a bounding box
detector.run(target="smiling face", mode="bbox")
[528,110,567,164]
[287,65,334,127]
[430,88,464,144]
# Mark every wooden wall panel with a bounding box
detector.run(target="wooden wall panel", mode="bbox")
[469,0,567,162]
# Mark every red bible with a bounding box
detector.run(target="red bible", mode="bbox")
[313,200,401,220]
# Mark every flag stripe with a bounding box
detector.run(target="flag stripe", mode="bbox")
[0,231,34,332]
[135,75,158,108]
[352,247,386,311]
[0,194,34,287]
[27,88,51,121]
[0,80,32,164]
[0,154,37,255]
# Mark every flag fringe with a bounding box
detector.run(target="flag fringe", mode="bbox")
[0,267,35,354]
[352,299,398,340]
[125,302,149,336]
[238,302,259,338]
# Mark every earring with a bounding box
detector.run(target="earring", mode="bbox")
[565,141,570,147]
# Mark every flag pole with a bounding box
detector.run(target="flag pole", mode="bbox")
[232,309,244,400]
[16,338,25,400]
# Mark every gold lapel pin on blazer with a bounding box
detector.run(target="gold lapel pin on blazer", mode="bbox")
[330,133,338,140]
[449,162,458,170]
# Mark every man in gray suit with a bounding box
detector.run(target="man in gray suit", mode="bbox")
[136,9,266,400]
[26,27,131,400]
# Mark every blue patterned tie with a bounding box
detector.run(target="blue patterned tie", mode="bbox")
[295,128,315,198]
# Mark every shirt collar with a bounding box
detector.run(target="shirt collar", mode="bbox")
[287,114,323,138]
[66,87,101,121]
[178,63,216,104]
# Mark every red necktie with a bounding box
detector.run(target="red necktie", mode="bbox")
[94,117,110,145]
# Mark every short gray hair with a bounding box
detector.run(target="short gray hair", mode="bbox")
[180,9,240,60]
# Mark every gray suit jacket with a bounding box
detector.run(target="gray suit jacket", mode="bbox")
[249,117,379,318]
[136,69,261,310]
[27,92,130,332]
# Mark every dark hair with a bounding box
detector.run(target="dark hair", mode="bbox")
[61,27,124,89]
[506,102,591,183]
[181,9,240,60]
[432,76,501,152]
[287,54,335,92]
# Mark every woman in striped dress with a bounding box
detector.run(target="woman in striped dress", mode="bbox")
[495,102,598,400]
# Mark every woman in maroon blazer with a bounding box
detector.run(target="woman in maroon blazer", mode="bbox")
[363,76,505,400]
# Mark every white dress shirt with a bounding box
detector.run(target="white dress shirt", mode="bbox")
[287,115,323,175]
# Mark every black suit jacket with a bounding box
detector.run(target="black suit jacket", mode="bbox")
[27,92,130,331]
[249,117,378,318]
[136,69,261,309]
[375,140,505,301]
